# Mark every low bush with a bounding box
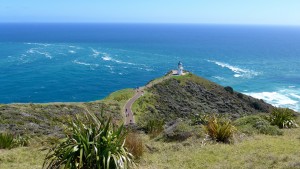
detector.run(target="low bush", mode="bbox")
[224,86,234,94]
[145,119,164,138]
[251,101,263,110]
[269,108,298,128]
[125,132,144,159]
[43,112,135,169]
[204,116,236,143]
[234,115,282,135]
[237,93,244,99]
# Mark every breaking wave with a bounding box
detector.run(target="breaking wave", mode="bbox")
[73,60,99,67]
[26,48,52,59]
[91,48,101,58]
[24,43,51,47]
[68,50,76,54]
[245,88,300,111]
[101,53,137,65]
[207,60,260,78]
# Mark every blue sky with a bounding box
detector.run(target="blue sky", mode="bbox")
[0,0,300,25]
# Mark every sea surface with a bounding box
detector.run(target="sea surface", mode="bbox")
[0,23,299,111]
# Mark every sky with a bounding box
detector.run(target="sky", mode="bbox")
[0,0,300,25]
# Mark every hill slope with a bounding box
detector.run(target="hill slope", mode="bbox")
[134,73,274,124]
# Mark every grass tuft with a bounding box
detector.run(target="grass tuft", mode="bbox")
[125,132,144,159]
[204,115,236,143]
[0,133,14,149]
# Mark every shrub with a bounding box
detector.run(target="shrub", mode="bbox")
[269,108,298,128]
[125,132,144,159]
[204,116,236,143]
[145,119,164,138]
[234,115,282,135]
[43,112,135,169]
[251,101,263,110]
[0,133,14,149]
[237,93,244,99]
[224,86,234,94]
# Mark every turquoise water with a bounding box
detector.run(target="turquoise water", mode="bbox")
[0,24,299,111]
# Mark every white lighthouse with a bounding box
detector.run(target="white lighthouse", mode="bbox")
[178,61,183,75]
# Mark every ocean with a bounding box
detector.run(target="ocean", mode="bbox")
[0,23,299,111]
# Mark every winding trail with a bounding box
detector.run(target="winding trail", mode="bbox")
[124,70,179,125]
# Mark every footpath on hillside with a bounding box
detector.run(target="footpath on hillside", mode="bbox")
[124,71,181,125]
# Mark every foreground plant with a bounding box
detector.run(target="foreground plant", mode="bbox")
[204,115,236,143]
[269,108,298,129]
[43,112,135,169]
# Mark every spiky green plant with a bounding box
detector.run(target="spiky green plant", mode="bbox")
[0,133,14,149]
[204,116,236,143]
[269,108,298,128]
[43,112,135,169]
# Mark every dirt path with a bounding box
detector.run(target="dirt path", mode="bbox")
[124,71,176,125]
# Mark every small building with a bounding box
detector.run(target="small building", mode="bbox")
[178,61,183,75]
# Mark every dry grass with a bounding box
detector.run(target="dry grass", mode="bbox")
[0,147,46,169]
[139,127,300,169]
[125,132,144,159]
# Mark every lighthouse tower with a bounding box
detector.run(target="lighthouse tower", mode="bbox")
[178,61,183,75]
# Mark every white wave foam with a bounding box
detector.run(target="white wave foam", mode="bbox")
[245,90,299,111]
[26,48,52,59]
[91,48,101,58]
[24,43,51,47]
[68,50,76,54]
[102,54,112,61]
[213,76,225,81]
[138,67,154,72]
[73,60,99,67]
[290,93,300,99]
[207,60,260,78]
[101,53,137,65]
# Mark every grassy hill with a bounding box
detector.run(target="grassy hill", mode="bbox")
[133,73,275,128]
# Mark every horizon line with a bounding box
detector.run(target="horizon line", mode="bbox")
[1,22,300,27]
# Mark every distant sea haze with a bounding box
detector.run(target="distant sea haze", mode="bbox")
[0,23,299,111]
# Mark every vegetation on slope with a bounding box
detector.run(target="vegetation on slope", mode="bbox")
[139,125,300,169]
[133,73,277,131]
[0,89,135,137]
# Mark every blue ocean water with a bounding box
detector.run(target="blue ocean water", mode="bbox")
[0,24,299,111]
